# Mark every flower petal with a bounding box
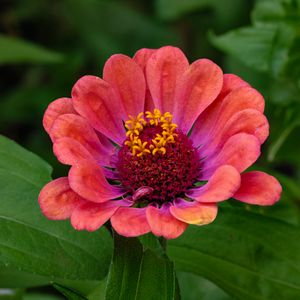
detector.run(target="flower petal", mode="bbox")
[234,171,282,205]
[173,59,223,133]
[43,97,76,135]
[133,48,156,111]
[146,46,189,114]
[133,48,156,71]
[111,207,151,237]
[68,161,125,203]
[218,73,250,99]
[72,75,125,145]
[38,177,83,220]
[170,199,218,225]
[53,137,94,165]
[51,113,110,165]
[71,199,133,231]
[187,165,241,202]
[146,203,188,239]
[201,109,269,157]
[190,79,256,148]
[103,54,146,117]
[202,133,261,179]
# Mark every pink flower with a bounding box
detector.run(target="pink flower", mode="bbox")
[39,46,282,239]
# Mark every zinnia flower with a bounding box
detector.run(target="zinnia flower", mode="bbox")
[39,46,282,239]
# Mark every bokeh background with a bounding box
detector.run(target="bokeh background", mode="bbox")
[1,0,300,299]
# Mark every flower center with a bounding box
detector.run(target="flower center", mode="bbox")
[116,109,201,203]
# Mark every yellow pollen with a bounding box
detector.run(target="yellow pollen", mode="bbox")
[124,109,178,156]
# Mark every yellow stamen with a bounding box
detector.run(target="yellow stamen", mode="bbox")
[124,108,178,156]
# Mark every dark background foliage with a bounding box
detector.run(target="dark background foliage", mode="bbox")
[0,0,300,299]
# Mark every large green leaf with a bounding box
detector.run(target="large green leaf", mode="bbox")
[0,35,63,64]
[105,234,177,300]
[210,26,277,73]
[168,207,300,300]
[177,272,232,300]
[0,135,112,283]
[252,0,300,26]
[211,23,295,77]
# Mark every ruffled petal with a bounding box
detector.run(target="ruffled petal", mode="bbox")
[187,165,241,202]
[38,177,83,220]
[111,207,151,237]
[173,59,223,133]
[146,203,188,239]
[68,161,125,203]
[170,199,218,225]
[103,54,146,117]
[202,133,261,179]
[133,48,156,111]
[43,97,76,135]
[71,199,132,231]
[201,109,269,157]
[234,171,282,205]
[146,46,189,114]
[51,113,110,165]
[72,75,125,145]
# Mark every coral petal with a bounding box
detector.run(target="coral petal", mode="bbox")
[103,54,146,117]
[51,113,109,165]
[38,177,82,220]
[219,74,250,99]
[71,199,132,231]
[173,59,223,133]
[146,46,189,113]
[146,203,188,239]
[202,109,269,157]
[68,161,125,203]
[111,207,151,237]
[170,199,218,225]
[133,48,156,71]
[202,133,261,179]
[43,98,76,135]
[72,75,125,144]
[187,165,241,202]
[234,171,282,205]
[133,48,156,111]
[53,137,94,165]
[191,84,262,148]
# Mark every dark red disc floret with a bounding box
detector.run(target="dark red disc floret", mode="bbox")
[116,130,201,203]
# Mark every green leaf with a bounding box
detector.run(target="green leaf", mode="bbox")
[24,293,63,300]
[0,35,63,64]
[105,234,177,300]
[0,135,112,282]
[168,207,300,300]
[138,233,164,256]
[210,26,277,73]
[53,284,88,300]
[87,278,107,300]
[0,264,49,288]
[210,23,296,78]
[177,272,232,300]
[252,0,300,26]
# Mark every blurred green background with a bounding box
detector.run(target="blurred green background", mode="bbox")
[1,0,300,299]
